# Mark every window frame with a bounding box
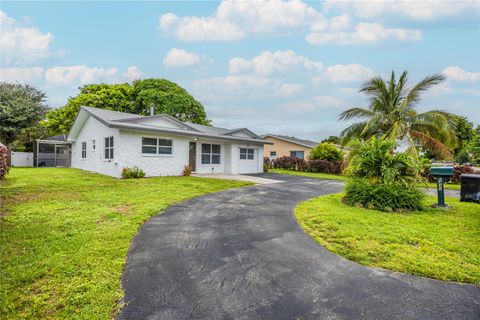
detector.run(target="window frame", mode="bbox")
[81,141,87,159]
[239,148,255,160]
[92,139,96,151]
[290,150,304,159]
[270,151,276,157]
[104,136,114,160]
[141,137,174,156]
[201,143,221,165]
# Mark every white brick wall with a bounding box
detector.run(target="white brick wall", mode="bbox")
[71,115,264,177]
[71,116,121,177]
[118,130,190,177]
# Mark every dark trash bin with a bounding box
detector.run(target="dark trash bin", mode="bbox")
[460,174,480,203]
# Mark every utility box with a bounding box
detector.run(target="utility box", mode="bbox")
[430,167,454,177]
[460,174,480,203]
[430,166,454,207]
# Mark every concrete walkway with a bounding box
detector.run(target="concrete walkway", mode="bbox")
[119,174,479,320]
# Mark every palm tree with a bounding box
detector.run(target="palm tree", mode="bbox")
[339,70,457,158]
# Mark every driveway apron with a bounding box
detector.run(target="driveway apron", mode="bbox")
[119,174,480,320]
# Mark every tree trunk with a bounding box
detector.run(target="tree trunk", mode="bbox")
[6,142,12,167]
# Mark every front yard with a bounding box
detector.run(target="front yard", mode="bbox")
[0,168,250,319]
[295,194,480,284]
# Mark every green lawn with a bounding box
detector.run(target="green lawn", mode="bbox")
[269,168,348,181]
[269,168,461,190]
[295,194,480,284]
[0,168,251,319]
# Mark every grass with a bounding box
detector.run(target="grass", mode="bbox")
[0,168,251,319]
[269,168,460,190]
[294,194,480,285]
[269,168,348,181]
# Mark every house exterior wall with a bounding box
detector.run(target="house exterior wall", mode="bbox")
[231,144,264,174]
[71,116,121,177]
[71,115,265,177]
[118,130,190,177]
[262,136,313,160]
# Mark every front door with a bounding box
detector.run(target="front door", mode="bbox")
[189,142,196,171]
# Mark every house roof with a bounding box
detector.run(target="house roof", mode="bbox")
[68,106,270,145]
[262,134,319,149]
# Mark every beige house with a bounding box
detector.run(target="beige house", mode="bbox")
[262,134,318,160]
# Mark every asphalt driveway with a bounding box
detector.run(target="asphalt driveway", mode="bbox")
[119,174,479,320]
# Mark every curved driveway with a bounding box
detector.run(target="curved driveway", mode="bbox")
[120,174,479,320]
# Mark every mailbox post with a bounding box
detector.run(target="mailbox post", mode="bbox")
[430,167,454,207]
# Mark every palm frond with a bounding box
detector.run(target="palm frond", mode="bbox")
[405,73,445,107]
[410,130,452,158]
[338,107,375,121]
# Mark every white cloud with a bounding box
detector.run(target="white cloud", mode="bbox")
[0,67,44,83]
[159,0,319,42]
[277,95,344,112]
[122,66,144,81]
[307,17,421,45]
[442,66,480,82]
[313,64,375,83]
[44,65,144,86]
[0,11,54,66]
[163,48,200,68]
[229,50,323,76]
[324,0,480,21]
[194,74,303,102]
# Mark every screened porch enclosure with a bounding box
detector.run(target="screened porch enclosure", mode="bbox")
[34,140,72,167]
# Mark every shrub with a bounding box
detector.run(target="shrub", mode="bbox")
[273,156,306,171]
[306,160,343,174]
[182,164,192,176]
[345,136,422,186]
[121,166,145,179]
[0,143,8,180]
[310,143,343,161]
[345,179,424,211]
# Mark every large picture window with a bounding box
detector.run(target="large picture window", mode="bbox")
[81,142,87,159]
[201,144,221,164]
[290,150,304,159]
[104,136,114,160]
[142,137,173,155]
[240,148,254,160]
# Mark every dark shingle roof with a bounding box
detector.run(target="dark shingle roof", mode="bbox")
[262,134,318,148]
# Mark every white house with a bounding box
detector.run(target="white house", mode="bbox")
[67,106,270,178]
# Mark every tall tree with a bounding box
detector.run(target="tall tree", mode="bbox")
[43,79,210,136]
[0,83,49,165]
[453,116,475,156]
[321,135,340,144]
[339,70,457,158]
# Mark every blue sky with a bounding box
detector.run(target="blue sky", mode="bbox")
[1,0,479,140]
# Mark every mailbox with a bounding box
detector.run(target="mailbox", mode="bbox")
[430,166,454,207]
[431,167,454,177]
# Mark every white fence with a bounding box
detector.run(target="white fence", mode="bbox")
[11,152,34,167]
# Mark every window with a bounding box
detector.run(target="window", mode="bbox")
[81,142,87,159]
[240,148,254,160]
[104,136,114,160]
[270,151,276,157]
[92,139,96,151]
[201,144,221,164]
[290,151,304,159]
[142,137,173,155]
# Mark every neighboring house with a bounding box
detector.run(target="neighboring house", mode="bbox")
[262,134,318,160]
[67,106,270,178]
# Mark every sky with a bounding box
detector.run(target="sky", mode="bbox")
[1,0,479,141]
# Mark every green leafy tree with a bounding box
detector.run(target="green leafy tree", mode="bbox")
[43,79,210,136]
[339,70,457,158]
[453,116,475,156]
[345,136,422,186]
[134,79,210,124]
[320,135,340,144]
[310,143,343,161]
[0,83,49,164]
